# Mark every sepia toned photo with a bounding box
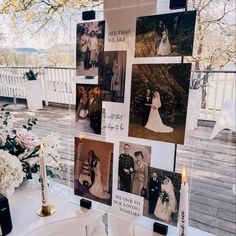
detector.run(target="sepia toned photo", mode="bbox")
[118,141,151,197]
[98,51,127,103]
[76,21,105,77]
[135,11,196,57]
[74,138,113,205]
[76,84,102,135]
[129,64,191,144]
[143,167,182,226]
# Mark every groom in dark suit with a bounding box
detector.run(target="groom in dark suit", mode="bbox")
[142,89,152,126]
[118,144,134,193]
[148,172,161,215]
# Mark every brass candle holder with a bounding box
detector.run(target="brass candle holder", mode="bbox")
[37,204,56,217]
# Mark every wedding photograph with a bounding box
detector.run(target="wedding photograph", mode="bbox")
[98,51,127,103]
[76,20,105,77]
[76,84,102,135]
[74,138,113,206]
[135,11,196,57]
[143,167,182,226]
[128,63,191,144]
[118,141,151,196]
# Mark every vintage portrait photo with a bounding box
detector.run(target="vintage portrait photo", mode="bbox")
[143,167,182,226]
[135,11,196,57]
[128,63,191,144]
[98,51,127,103]
[74,138,113,205]
[76,21,105,77]
[118,141,151,196]
[76,84,102,135]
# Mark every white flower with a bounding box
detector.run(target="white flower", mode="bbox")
[41,133,61,167]
[42,132,60,149]
[0,111,13,146]
[0,150,25,197]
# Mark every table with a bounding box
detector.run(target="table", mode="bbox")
[7,178,214,236]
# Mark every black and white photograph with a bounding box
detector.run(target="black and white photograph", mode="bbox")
[143,167,182,226]
[74,138,113,205]
[118,141,151,196]
[76,21,105,77]
[98,51,127,103]
[76,84,102,135]
[129,63,191,145]
[135,11,196,57]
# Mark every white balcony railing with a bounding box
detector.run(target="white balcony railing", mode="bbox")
[0,66,235,121]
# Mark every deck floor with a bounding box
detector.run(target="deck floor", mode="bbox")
[4,104,236,236]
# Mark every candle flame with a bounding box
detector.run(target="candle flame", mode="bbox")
[182,164,187,184]
[40,143,44,155]
[79,133,85,140]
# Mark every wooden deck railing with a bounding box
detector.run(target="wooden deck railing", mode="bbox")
[0,66,235,121]
[193,70,236,120]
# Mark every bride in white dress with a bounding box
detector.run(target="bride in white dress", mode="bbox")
[145,91,173,133]
[89,159,111,199]
[157,25,171,56]
[154,177,177,222]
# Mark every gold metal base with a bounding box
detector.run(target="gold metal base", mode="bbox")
[37,205,56,217]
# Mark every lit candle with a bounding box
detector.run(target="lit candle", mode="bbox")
[39,143,48,206]
[79,133,85,141]
[179,164,189,236]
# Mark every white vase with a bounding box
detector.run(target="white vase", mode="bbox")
[25,80,43,110]
[186,89,202,130]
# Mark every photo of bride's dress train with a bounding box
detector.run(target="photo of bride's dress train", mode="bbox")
[89,160,111,199]
[129,63,191,144]
[145,91,173,133]
[154,177,177,223]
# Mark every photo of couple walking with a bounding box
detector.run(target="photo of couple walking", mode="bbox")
[135,11,196,57]
[118,142,151,197]
[74,138,113,205]
[76,21,105,77]
[143,167,182,226]
[129,63,191,144]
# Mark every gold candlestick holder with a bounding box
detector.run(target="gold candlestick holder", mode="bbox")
[37,204,56,217]
[37,174,56,217]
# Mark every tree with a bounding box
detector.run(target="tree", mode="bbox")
[45,47,74,67]
[188,0,236,108]
[188,0,236,70]
[0,31,4,42]
[0,0,102,34]
[0,48,28,66]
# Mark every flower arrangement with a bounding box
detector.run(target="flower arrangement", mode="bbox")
[160,190,169,204]
[24,69,40,81]
[0,108,63,196]
[0,150,25,197]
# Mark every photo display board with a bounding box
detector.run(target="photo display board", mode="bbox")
[73,0,196,228]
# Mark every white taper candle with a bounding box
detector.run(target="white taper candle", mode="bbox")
[179,164,189,236]
[39,143,49,206]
